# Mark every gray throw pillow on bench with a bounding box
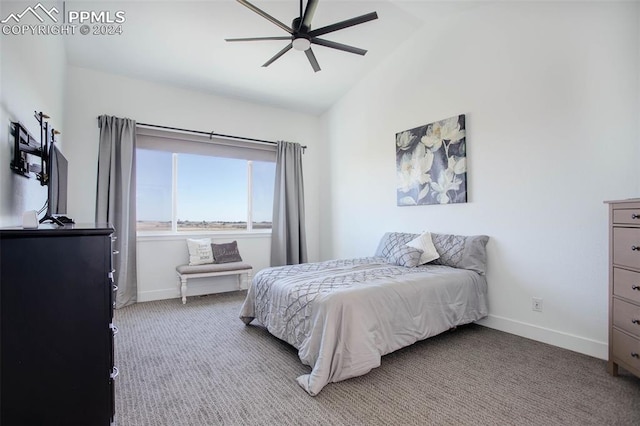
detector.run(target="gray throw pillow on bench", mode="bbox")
[211,241,243,264]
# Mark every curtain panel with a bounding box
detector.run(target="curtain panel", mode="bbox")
[271,141,307,266]
[96,115,138,308]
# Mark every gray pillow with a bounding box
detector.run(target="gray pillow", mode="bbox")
[384,244,423,267]
[375,232,417,258]
[211,241,243,264]
[375,231,489,275]
[430,233,489,275]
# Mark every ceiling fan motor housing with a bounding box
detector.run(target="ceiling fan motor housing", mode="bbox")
[292,17,311,51]
[292,17,310,35]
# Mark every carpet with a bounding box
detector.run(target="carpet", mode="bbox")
[114,291,640,425]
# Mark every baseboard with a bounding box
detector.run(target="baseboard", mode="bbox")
[137,280,245,303]
[477,314,608,360]
[138,288,180,302]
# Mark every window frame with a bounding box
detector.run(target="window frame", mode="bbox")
[135,127,276,236]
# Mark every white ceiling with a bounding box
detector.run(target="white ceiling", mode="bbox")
[63,1,473,114]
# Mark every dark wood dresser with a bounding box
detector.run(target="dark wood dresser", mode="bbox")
[0,224,117,426]
[606,199,640,379]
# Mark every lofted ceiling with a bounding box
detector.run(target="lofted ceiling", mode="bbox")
[63,1,476,114]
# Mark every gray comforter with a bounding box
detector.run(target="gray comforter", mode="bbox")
[239,257,488,395]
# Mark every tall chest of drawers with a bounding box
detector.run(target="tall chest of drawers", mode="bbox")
[606,199,640,378]
[0,224,117,425]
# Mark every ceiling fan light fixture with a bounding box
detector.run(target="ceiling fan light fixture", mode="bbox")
[292,37,311,51]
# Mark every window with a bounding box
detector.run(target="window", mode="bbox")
[135,128,276,233]
[137,149,172,231]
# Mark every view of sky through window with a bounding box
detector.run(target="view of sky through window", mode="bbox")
[136,149,275,232]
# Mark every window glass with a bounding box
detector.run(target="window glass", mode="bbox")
[252,161,276,230]
[176,154,248,232]
[136,149,172,231]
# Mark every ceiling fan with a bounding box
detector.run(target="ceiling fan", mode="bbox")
[225,0,378,72]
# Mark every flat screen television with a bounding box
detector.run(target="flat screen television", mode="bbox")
[41,144,70,225]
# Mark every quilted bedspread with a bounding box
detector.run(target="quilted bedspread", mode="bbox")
[239,257,488,396]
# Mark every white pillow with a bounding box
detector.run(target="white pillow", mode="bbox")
[186,238,214,265]
[406,232,440,265]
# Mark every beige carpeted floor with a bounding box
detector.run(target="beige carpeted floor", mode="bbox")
[114,291,640,425]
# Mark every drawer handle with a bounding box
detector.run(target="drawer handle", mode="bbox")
[632,246,640,251]
[633,214,640,219]
[632,352,639,359]
[632,285,640,291]
[112,250,120,255]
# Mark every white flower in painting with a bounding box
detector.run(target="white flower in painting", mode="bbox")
[397,143,434,193]
[447,156,466,175]
[396,131,416,151]
[439,116,465,144]
[430,169,462,204]
[421,116,465,152]
[420,126,443,152]
[398,196,417,206]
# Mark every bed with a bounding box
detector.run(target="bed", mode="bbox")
[239,231,489,396]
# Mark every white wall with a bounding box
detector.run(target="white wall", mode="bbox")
[64,66,322,301]
[0,3,66,227]
[321,1,639,359]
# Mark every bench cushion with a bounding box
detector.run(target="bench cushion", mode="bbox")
[176,262,252,275]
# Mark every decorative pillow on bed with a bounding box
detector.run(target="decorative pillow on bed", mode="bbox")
[384,244,423,267]
[186,238,214,266]
[211,241,243,264]
[406,232,440,265]
[430,233,490,275]
[375,232,417,258]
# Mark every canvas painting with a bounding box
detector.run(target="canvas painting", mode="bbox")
[396,114,467,206]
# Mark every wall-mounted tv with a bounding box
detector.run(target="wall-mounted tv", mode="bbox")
[40,145,70,225]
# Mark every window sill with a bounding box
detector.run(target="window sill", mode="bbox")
[137,230,272,242]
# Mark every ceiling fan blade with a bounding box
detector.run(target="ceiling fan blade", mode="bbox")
[226,36,292,42]
[236,0,292,34]
[300,0,319,30]
[308,11,378,38]
[305,48,321,72]
[262,43,293,67]
[311,38,367,55]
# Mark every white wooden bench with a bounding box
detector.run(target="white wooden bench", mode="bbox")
[175,262,252,304]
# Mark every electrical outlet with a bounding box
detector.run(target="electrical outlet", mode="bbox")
[532,297,543,312]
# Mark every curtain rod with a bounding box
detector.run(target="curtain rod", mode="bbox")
[97,118,307,150]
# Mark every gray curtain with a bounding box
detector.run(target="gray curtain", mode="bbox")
[96,115,137,308]
[271,141,308,266]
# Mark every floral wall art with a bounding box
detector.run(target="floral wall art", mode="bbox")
[396,114,467,206]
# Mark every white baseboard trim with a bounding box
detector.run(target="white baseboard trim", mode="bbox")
[477,314,607,360]
[138,288,180,303]
[137,281,244,303]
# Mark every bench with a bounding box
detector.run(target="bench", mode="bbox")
[175,262,253,304]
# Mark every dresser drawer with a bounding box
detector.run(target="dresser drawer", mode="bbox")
[613,268,640,303]
[611,329,640,372]
[613,228,640,269]
[613,298,640,338]
[613,209,640,225]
